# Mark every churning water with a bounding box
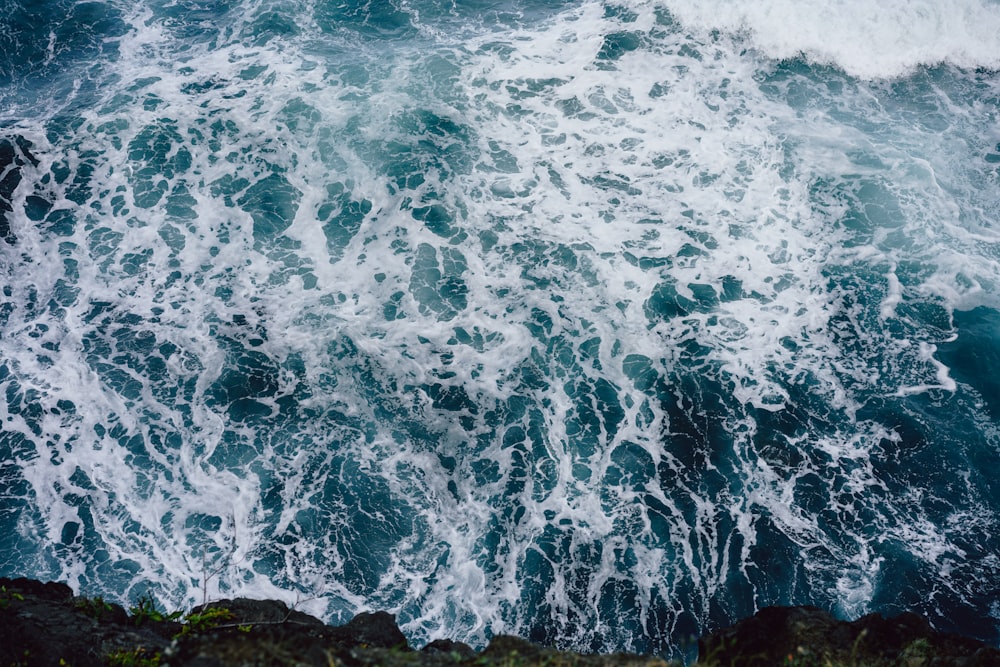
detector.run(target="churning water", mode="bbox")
[2,0,1000,659]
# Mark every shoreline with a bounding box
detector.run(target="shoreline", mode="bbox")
[1,577,997,666]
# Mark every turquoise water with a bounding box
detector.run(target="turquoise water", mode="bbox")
[2,0,1000,659]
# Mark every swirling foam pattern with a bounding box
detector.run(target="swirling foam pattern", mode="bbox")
[1,0,999,659]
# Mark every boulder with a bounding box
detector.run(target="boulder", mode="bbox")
[192,598,325,626]
[3,577,998,667]
[0,577,172,667]
[422,638,476,658]
[330,610,409,649]
[697,605,1000,666]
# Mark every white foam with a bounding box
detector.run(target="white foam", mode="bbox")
[893,342,958,396]
[880,266,903,320]
[3,0,998,655]
[659,0,1000,79]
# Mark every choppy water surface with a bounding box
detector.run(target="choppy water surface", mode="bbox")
[2,0,999,658]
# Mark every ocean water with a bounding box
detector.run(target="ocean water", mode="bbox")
[2,0,1000,659]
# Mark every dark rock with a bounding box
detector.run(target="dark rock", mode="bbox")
[331,610,409,649]
[1,576,74,601]
[3,578,998,667]
[422,638,476,657]
[169,622,338,667]
[698,606,837,665]
[0,577,172,667]
[481,634,542,659]
[193,598,325,626]
[72,594,130,625]
[698,605,1000,666]
[170,607,409,666]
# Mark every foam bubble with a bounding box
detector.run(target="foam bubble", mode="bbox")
[659,0,1000,79]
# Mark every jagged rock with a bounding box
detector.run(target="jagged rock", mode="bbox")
[697,605,1000,666]
[330,610,410,649]
[481,635,543,660]
[0,577,172,667]
[2,576,74,601]
[168,607,408,666]
[3,578,998,667]
[193,598,325,626]
[169,598,333,666]
[0,578,413,666]
[170,606,413,666]
[169,624,338,667]
[422,638,476,658]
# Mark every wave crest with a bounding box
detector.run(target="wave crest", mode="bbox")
[660,0,1000,78]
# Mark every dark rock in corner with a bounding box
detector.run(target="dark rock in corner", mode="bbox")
[2,576,74,601]
[698,605,1000,666]
[0,577,171,667]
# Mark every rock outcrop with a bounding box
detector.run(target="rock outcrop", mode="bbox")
[698,605,1000,666]
[0,577,176,666]
[0,576,668,667]
[2,577,997,666]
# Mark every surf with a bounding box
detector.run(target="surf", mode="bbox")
[0,0,998,659]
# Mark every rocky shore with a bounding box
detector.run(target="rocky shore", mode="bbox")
[1,577,997,666]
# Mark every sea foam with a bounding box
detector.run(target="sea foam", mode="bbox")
[660,0,1000,79]
[1,0,999,658]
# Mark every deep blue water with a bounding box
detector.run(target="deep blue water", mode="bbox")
[2,0,1000,660]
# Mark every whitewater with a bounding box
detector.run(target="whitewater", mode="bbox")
[1,0,999,659]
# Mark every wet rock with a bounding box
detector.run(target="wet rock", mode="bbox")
[192,598,325,626]
[169,605,409,666]
[0,577,172,667]
[697,605,1000,666]
[2,576,73,601]
[422,638,476,658]
[481,635,543,660]
[168,623,338,667]
[3,577,998,667]
[331,610,409,649]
